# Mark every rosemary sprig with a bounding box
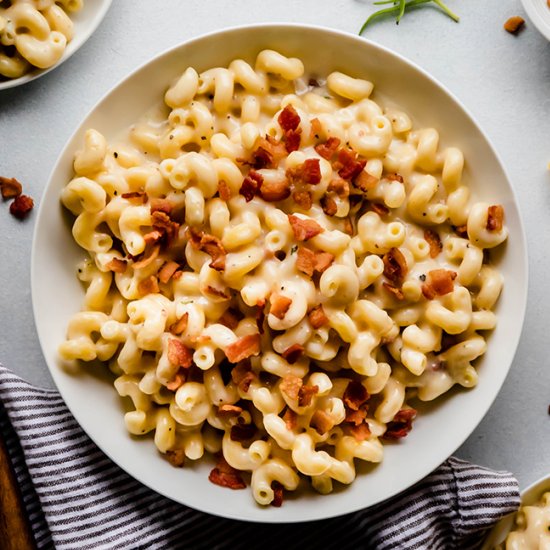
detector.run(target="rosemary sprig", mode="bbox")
[359,0,459,34]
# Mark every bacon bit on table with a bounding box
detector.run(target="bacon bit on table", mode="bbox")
[504,16,525,34]
[218,180,232,201]
[292,190,313,209]
[288,214,324,241]
[188,228,226,271]
[105,258,127,273]
[278,104,301,132]
[383,247,408,285]
[167,339,193,368]
[169,313,189,336]
[231,360,256,393]
[158,261,180,284]
[349,423,372,442]
[218,404,243,418]
[421,269,457,300]
[270,481,284,507]
[298,384,319,407]
[382,408,417,440]
[225,334,261,363]
[343,380,370,411]
[383,282,405,301]
[150,198,174,215]
[424,229,442,258]
[132,245,160,269]
[9,195,34,219]
[283,408,298,430]
[310,410,335,436]
[354,171,379,192]
[486,205,504,231]
[230,423,256,442]
[121,191,148,203]
[219,308,244,330]
[260,178,291,202]
[315,137,341,160]
[239,169,263,202]
[308,305,329,328]
[321,194,338,216]
[0,176,22,199]
[137,275,159,295]
[280,375,303,400]
[270,294,292,320]
[328,176,350,198]
[281,344,305,364]
[208,456,246,489]
[166,370,187,391]
[166,449,186,467]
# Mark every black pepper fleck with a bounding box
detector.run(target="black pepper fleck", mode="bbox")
[419,274,426,282]
[113,152,118,158]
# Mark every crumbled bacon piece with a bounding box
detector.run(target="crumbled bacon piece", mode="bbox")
[370,202,389,217]
[286,159,322,185]
[260,178,291,202]
[424,229,442,258]
[219,308,244,330]
[9,194,34,219]
[121,191,148,203]
[349,423,372,441]
[281,344,305,364]
[321,194,337,216]
[421,269,457,300]
[158,261,180,284]
[298,384,319,407]
[315,251,334,274]
[132,245,160,269]
[250,136,287,169]
[382,408,417,440]
[230,423,256,442]
[150,198,173,215]
[255,301,266,335]
[208,456,246,489]
[328,177,350,198]
[166,449,186,467]
[310,410,334,435]
[310,117,322,139]
[218,180,232,201]
[292,190,312,210]
[151,211,179,243]
[143,230,163,245]
[383,282,405,300]
[137,275,159,295]
[218,404,243,418]
[454,225,468,238]
[278,104,301,132]
[167,339,193,368]
[383,247,408,285]
[280,375,303,401]
[205,285,229,299]
[343,216,354,236]
[343,380,370,411]
[296,247,316,277]
[270,481,284,507]
[188,228,226,271]
[504,16,525,34]
[270,294,292,320]
[0,176,22,199]
[288,215,324,241]
[315,137,341,160]
[355,171,379,192]
[345,407,367,426]
[169,313,189,336]
[486,205,504,231]
[336,148,366,181]
[308,305,329,329]
[106,258,127,273]
[385,173,404,183]
[283,408,298,430]
[284,129,301,153]
[239,170,263,202]
[231,360,256,392]
[166,370,187,391]
[225,334,261,363]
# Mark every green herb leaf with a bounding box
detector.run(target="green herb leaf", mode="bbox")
[359,0,459,34]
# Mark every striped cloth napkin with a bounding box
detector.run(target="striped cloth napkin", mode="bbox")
[0,365,519,550]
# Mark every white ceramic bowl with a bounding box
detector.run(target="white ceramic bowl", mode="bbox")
[31,24,528,522]
[520,0,550,40]
[0,0,112,91]
[482,474,550,548]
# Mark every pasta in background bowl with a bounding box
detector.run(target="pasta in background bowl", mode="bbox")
[31,24,527,521]
[0,0,112,90]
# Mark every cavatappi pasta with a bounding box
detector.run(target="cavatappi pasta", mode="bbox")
[59,50,508,506]
[496,492,550,549]
[0,0,83,79]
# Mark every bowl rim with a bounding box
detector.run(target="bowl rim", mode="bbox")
[31,22,529,522]
[0,0,113,91]
[520,0,550,41]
